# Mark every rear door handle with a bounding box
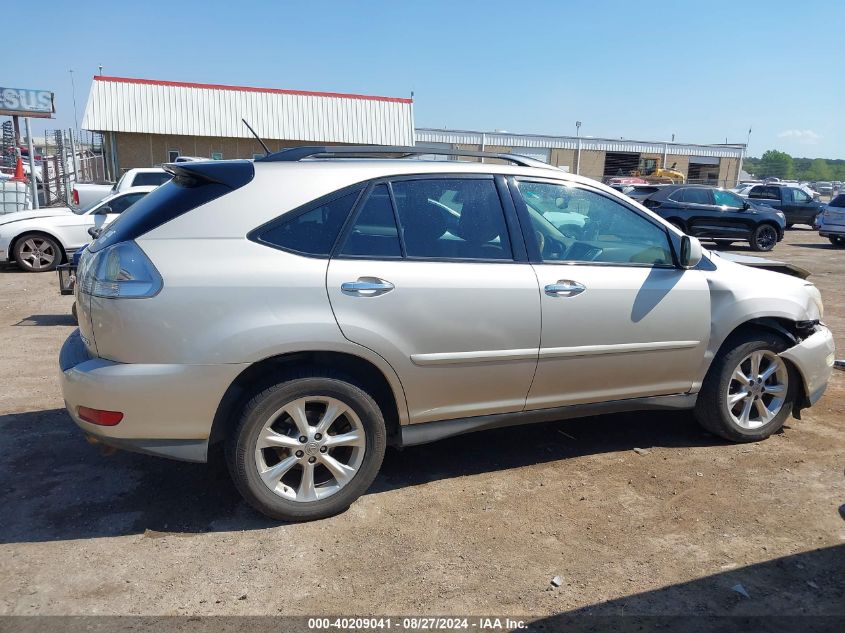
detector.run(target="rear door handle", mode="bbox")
[545,280,586,297]
[341,278,395,296]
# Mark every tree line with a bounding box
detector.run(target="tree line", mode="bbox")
[743,150,845,182]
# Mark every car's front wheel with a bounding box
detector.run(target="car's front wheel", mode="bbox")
[829,235,845,248]
[749,224,778,252]
[226,372,386,521]
[695,331,797,442]
[13,233,62,272]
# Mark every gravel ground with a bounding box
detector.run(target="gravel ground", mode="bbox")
[0,227,843,619]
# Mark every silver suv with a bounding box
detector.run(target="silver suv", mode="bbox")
[60,146,835,521]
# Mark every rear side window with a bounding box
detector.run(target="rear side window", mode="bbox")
[339,185,401,257]
[830,194,845,208]
[258,190,361,256]
[392,179,513,260]
[680,188,712,205]
[749,186,780,200]
[133,172,172,187]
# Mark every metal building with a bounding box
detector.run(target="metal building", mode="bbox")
[81,75,415,176]
[415,128,746,188]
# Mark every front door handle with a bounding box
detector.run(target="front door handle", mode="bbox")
[341,278,395,296]
[545,280,586,297]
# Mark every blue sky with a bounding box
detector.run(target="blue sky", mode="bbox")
[8,0,845,158]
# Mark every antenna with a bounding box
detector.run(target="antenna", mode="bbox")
[242,118,270,156]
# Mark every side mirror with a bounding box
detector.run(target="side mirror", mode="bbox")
[87,227,102,239]
[95,205,112,215]
[680,235,703,269]
[742,202,750,210]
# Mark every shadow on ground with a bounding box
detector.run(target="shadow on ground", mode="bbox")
[0,407,726,544]
[529,545,845,629]
[14,313,76,327]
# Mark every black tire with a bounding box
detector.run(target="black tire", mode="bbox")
[829,236,845,248]
[13,232,63,272]
[226,371,386,521]
[786,223,794,229]
[749,224,778,252]
[695,331,797,443]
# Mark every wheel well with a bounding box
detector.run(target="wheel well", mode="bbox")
[756,221,783,239]
[667,218,686,231]
[9,231,67,264]
[208,351,402,447]
[712,317,809,413]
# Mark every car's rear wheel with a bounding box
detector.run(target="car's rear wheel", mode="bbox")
[695,331,797,442]
[13,233,62,272]
[829,235,845,248]
[749,224,778,252]
[226,373,386,521]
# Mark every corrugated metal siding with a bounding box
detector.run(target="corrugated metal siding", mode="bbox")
[82,77,414,145]
[415,128,744,159]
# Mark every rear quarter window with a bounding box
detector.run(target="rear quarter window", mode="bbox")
[830,194,845,208]
[253,188,363,257]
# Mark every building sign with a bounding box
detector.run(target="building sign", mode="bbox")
[0,87,55,118]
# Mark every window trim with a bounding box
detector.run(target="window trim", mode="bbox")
[331,173,528,264]
[247,183,367,258]
[508,176,680,269]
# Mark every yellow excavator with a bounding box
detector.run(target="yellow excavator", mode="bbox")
[634,161,685,184]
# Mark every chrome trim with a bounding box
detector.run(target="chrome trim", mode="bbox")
[539,340,700,359]
[410,348,538,366]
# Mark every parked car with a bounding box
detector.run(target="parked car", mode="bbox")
[818,193,845,247]
[60,148,834,522]
[640,185,785,251]
[621,184,669,202]
[72,167,171,208]
[0,186,155,272]
[813,182,833,196]
[746,184,825,227]
[604,176,648,191]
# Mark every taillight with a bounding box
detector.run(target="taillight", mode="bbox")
[72,188,79,205]
[78,241,163,298]
[78,406,123,426]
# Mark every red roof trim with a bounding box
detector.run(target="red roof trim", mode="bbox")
[93,75,413,104]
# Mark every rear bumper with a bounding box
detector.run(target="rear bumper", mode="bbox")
[780,325,836,405]
[59,329,247,463]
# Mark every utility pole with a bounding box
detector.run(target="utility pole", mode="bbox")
[575,121,582,175]
[69,69,80,132]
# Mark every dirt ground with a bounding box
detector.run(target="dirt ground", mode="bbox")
[0,227,843,620]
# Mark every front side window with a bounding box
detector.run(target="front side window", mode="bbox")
[103,192,147,215]
[713,190,744,208]
[518,181,673,266]
[391,179,513,260]
[791,188,810,203]
[257,190,361,256]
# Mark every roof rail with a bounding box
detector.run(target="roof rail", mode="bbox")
[255,145,556,169]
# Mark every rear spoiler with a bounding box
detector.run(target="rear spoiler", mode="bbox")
[163,160,254,189]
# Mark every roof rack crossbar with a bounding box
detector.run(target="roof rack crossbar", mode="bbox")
[255,145,553,169]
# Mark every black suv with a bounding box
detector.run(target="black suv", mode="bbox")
[642,185,786,251]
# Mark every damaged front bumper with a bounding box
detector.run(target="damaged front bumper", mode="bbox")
[780,325,836,407]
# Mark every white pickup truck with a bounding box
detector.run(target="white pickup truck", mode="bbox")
[72,167,171,207]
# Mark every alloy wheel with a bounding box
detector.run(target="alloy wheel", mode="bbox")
[19,237,56,270]
[726,350,788,429]
[755,226,777,251]
[254,396,365,502]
